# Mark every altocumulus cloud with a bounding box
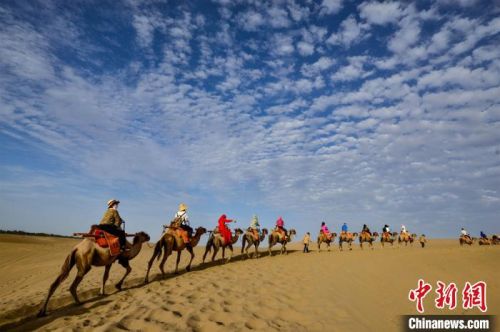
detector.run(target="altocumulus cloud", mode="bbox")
[0,0,499,239]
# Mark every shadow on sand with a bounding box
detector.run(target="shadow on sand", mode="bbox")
[0,248,298,331]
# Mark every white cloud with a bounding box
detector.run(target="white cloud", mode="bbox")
[320,0,343,15]
[302,56,336,76]
[238,10,265,31]
[388,16,421,54]
[1,0,499,238]
[267,6,291,28]
[297,41,315,56]
[327,15,365,47]
[359,2,402,26]
[331,56,371,81]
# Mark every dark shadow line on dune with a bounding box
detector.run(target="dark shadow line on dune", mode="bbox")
[0,249,299,331]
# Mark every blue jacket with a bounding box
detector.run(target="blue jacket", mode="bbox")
[342,224,348,232]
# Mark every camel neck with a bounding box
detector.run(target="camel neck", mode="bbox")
[191,233,203,246]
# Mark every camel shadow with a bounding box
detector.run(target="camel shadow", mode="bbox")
[0,298,113,331]
[1,249,299,331]
[145,248,300,283]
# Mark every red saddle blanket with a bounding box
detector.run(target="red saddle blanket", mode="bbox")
[93,229,121,256]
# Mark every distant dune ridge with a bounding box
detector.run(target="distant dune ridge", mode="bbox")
[0,234,498,331]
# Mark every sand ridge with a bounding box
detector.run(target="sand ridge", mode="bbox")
[0,234,498,331]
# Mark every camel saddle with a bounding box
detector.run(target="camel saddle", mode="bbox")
[92,229,121,256]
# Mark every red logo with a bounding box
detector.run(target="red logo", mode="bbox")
[462,281,487,312]
[409,280,487,313]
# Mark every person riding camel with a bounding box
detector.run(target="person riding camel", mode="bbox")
[460,228,471,241]
[341,222,348,234]
[275,216,287,241]
[249,214,260,241]
[169,203,192,248]
[480,231,487,240]
[362,224,371,236]
[97,199,127,251]
[218,214,235,245]
[320,222,333,240]
[401,224,408,236]
[383,224,391,239]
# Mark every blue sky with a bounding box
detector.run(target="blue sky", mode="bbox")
[0,0,499,240]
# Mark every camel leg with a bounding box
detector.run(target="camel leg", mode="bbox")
[115,258,131,291]
[360,241,363,250]
[159,247,171,277]
[212,244,219,262]
[202,246,209,263]
[226,245,233,263]
[145,241,161,284]
[37,250,77,317]
[186,246,194,272]
[101,264,112,295]
[254,242,259,258]
[221,246,227,262]
[70,265,91,305]
[174,250,181,274]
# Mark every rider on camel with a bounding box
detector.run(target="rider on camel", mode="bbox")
[218,214,235,245]
[341,222,348,234]
[170,203,193,249]
[383,224,391,239]
[249,214,260,241]
[320,221,333,240]
[362,224,371,236]
[401,224,409,236]
[98,199,127,251]
[275,216,287,241]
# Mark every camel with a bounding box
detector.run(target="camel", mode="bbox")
[268,229,296,255]
[38,231,150,317]
[398,232,414,246]
[338,232,357,251]
[359,231,379,250]
[202,227,243,263]
[492,235,500,245]
[144,227,207,283]
[241,228,269,258]
[381,232,398,247]
[478,237,491,245]
[317,232,337,252]
[459,235,475,246]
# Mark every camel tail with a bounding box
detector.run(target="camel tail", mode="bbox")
[205,234,214,253]
[155,240,163,262]
[241,235,247,254]
[38,248,77,316]
[60,248,77,280]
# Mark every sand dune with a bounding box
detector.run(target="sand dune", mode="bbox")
[0,234,498,331]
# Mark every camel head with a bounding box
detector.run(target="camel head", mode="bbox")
[234,228,244,235]
[133,231,150,244]
[352,232,358,237]
[261,228,269,235]
[392,232,398,237]
[411,233,417,238]
[332,232,337,237]
[373,232,379,237]
[288,229,297,236]
[195,227,207,236]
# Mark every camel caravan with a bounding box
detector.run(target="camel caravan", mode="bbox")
[37,202,297,316]
[37,200,496,317]
[459,228,498,246]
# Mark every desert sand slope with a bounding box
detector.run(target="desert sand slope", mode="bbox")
[0,234,498,331]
